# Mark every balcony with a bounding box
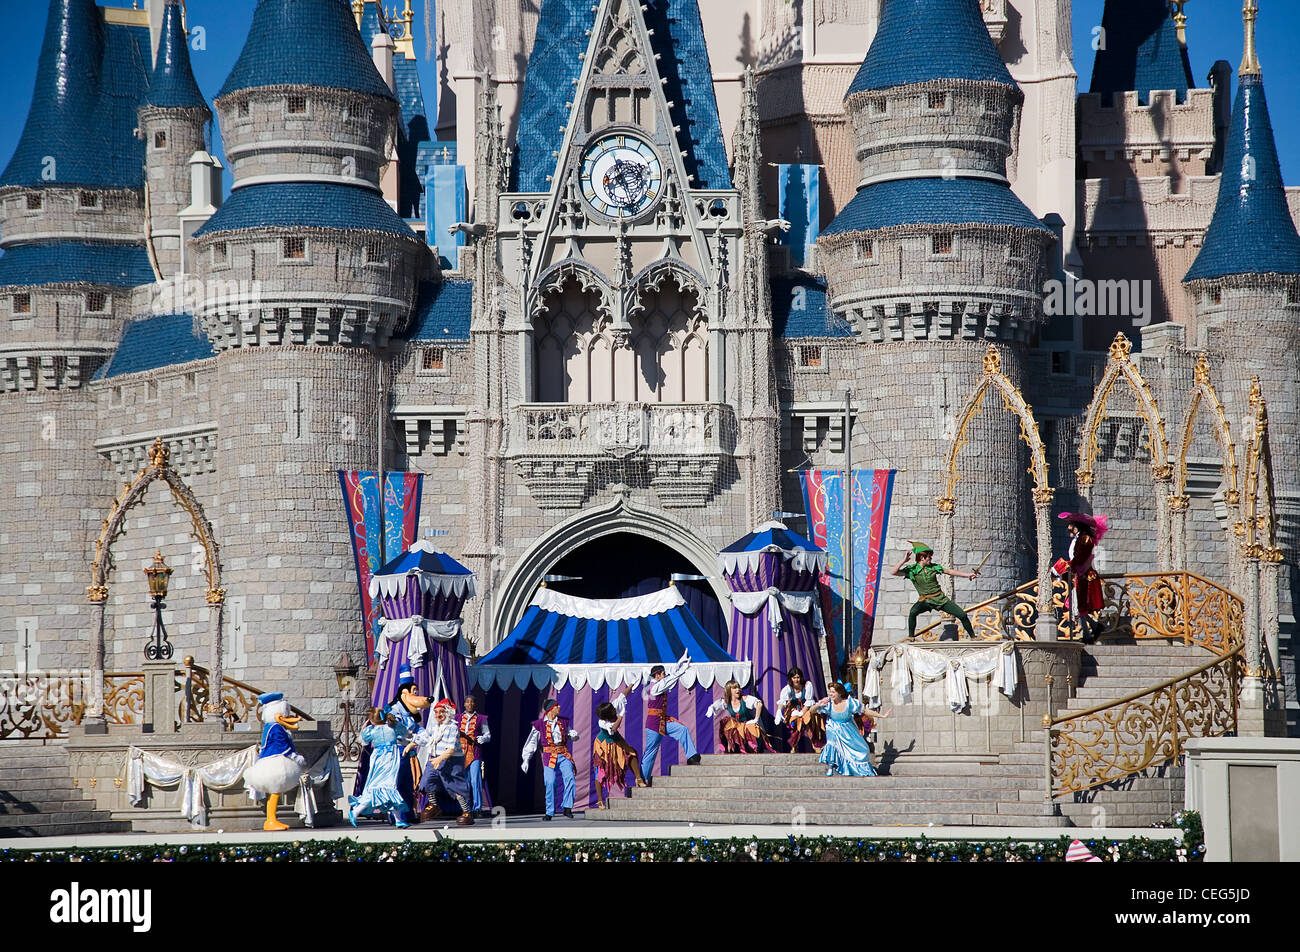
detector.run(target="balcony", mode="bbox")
[508,402,736,508]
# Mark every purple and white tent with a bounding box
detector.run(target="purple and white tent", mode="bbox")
[719,521,829,713]
[368,540,476,711]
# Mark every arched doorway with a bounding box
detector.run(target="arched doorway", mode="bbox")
[547,531,727,645]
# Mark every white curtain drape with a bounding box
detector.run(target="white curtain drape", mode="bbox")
[729,587,822,636]
[126,744,343,827]
[864,643,1018,712]
[375,616,468,671]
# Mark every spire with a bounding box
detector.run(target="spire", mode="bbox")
[1240,0,1261,77]
[144,0,209,112]
[1089,0,1194,106]
[847,0,1015,97]
[1184,70,1300,282]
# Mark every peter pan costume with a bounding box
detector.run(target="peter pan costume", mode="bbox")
[903,543,975,638]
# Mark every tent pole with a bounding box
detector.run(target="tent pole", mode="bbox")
[842,388,853,681]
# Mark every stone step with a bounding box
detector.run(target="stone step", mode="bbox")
[0,818,132,838]
[0,809,118,830]
[0,798,97,815]
[593,805,1068,827]
[640,779,1038,798]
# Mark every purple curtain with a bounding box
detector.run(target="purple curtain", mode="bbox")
[370,580,471,710]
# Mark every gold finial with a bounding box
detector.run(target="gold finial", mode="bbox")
[352,0,365,31]
[1193,353,1211,384]
[1241,0,1262,77]
[1173,1,1190,47]
[982,344,1001,375]
[1108,332,1133,361]
[1249,376,1263,408]
[394,0,415,57]
[147,437,170,468]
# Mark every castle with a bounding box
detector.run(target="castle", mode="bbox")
[0,0,1296,736]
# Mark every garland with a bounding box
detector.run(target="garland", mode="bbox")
[0,813,1203,863]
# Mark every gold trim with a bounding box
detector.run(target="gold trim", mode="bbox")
[1241,0,1262,76]
[1076,333,1170,490]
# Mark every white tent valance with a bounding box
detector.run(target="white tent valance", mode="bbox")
[375,616,470,671]
[368,571,476,602]
[863,642,1018,713]
[718,547,828,578]
[531,584,685,620]
[730,588,825,638]
[470,660,752,692]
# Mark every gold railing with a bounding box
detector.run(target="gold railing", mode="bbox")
[913,574,1120,642]
[0,663,304,741]
[1047,647,1241,798]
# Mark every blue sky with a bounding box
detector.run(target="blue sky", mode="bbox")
[0,0,1295,191]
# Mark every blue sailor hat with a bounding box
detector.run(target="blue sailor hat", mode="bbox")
[257,691,284,704]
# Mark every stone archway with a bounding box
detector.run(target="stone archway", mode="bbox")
[1076,333,1173,569]
[1170,354,1241,573]
[938,345,1056,637]
[86,438,225,720]
[491,491,731,643]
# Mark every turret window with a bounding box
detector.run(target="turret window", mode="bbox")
[869,98,888,117]
[25,193,42,211]
[11,293,31,315]
[798,345,823,368]
[78,191,99,209]
[364,240,386,266]
[422,347,447,372]
[854,238,874,262]
[212,242,229,267]
[286,95,308,115]
[237,99,250,118]
[153,130,167,150]
[281,237,307,261]
[931,232,954,256]
[927,92,950,111]
[85,292,107,314]
[1207,287,1222,306]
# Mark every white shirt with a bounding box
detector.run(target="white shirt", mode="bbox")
[705,695,761,718]
[520,718,581,768]
[427,718,461,758]
[778,683,815,717]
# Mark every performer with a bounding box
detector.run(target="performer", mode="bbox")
[894,543,980,639]
[417,699,475,826]
[458,695,492,818]
[592,699,648,809]
[705,679,768,753]
[384,664,431,815]
[778,666,824,752]
[521,699,579,820]
[243,692,307,832]
[815,681,889,777]
[621,652,701,781]
[1057,512,1109,644]
[348,709,411,828]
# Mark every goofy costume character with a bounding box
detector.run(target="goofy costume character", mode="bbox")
[521,699,579,820]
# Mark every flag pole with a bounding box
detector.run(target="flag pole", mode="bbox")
[842,388,853,679]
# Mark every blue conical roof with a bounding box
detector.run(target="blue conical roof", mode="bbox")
[218,0,395,102]
[846,0,1015,97]
[144,0,209,111]
[0,0,151,189]
[1089,0,1193,106]
[1184,75,1300,282]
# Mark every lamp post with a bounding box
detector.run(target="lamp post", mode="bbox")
[333,652,363,764]
[143,551,174,661]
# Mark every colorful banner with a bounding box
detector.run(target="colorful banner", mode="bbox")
[777,163,821,267]
[799,469,896,671]
[338,471,424,662]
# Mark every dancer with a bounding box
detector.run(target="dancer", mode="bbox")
[417,698,476,825]
[778,666,824,752]
[815,681,889,777]
[705,679,768,753]
[384,664,431,814]
[521,699,579,820]
[894,543,980,638]
[348,709,411,828]
[458,695,491,818]
[621,652,701,781]
[243,692,307,832]
[592,699,648,809]
[1057,512,1109,643]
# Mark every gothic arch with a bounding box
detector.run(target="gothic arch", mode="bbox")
[938,345,1056,633]
[532,259,616,324]
[1242,378,1278,557]
[491,491,731,641]
[626,259,708,323]
[1240,377,1282,684]
[1076,332,1174,569]
[86,438,226,718]
[1170,354,1240,570]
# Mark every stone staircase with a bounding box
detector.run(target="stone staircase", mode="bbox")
[0,743,130,837]
[592,638,1210,828]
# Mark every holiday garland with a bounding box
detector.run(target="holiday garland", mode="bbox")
[1,811,1203,863]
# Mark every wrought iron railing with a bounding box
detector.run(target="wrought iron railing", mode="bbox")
[1046,647,1241,798]
[0,661,307,741]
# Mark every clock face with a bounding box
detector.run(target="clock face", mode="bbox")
[580,134,663,220]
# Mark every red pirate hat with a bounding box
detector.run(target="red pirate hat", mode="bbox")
[433,698,456,713]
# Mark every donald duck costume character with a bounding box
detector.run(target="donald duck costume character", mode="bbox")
[242,692,306,831]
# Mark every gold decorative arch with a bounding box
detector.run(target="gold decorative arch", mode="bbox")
[1171,354,1240,510]
[1076,333,1172,488]
[88,438,224,604]
[1241,378,1278,559]
[938,345,1050,510]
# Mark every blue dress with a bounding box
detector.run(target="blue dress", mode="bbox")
[817,698,877,777]
[349,724,408,817]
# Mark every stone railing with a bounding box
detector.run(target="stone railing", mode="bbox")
[508,402,737,508]
[0,659,306,741]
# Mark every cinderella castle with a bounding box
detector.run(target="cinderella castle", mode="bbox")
[1,0,1299,834]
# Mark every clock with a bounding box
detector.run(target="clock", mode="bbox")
[579,133,663,220]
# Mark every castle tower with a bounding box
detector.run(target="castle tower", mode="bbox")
[139,0,211,277]
[185,0,433,711]
[0,0,153,672]
[817,0,1055,641]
